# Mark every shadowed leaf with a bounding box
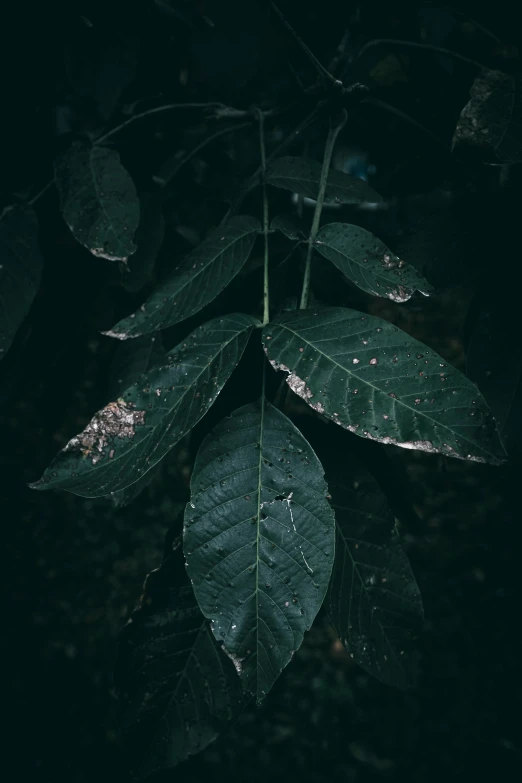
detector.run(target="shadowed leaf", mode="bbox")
[184,399,335,702]
[271,214,307,240]
[121,192,165,293]
[54,140,140,261]
[108,333,165,400]
[314,223,433,302]
[105,216,260,339]
[30,314,257,497]
[263,307,505,465]
[267,156,382,205]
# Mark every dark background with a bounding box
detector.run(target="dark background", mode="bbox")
[1,1,521,781]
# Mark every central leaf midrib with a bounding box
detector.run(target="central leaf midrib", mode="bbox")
[254,394,265,700]
[278,321,497,459]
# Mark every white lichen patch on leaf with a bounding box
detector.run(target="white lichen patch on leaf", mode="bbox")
[65,399,145,460]
[221,646,245,676]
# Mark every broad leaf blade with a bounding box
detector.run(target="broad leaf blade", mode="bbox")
[0,205,43,360]
[315,223,433,302]
[54,140,140,261]
[30,313,257,497]
[117,546,245,777]
[105,216,260,339]
[267,156,382,205]
[108,333,165,399]
[270,214,307,240]
[263,308,505,465]
[452,69,522,163]
[325,458,423,689]
[184,399,335,702]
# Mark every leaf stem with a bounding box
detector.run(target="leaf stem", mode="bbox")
[299,110,347,310]
[256,110,270,326]
[356,39,491,72]
[28,180,53,207]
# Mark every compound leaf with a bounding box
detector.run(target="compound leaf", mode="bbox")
[54,140,140,262]
[30,313,257,497]
[184,399,335,702]
[315,223,433,302]
[105,216,260,339]
[263,307,505,465]
[0,205,43,361]
[267,156,382,205]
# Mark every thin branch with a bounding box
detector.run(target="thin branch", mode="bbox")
[256,109,270,326]
[28,180,53,207]
[362,97,443,145]
[356,38,492,71]
[300,110,347,310]
[271,2,336,84]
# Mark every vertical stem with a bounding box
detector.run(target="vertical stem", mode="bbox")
[299,109,347,310]
[257,110,270,326]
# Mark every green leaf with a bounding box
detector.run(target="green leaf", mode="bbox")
[325,457,423,689]
[121,192,165,293]
[263,308,506,465]
[54,140,140,262]
[314,223,433,302]
[266,156,382,205]
[104,216,260,339]
[30,313,257,497]
[108,333,165,399]
[270,214,307,241]
[452,69,522,163]
[0,205,43,361]
[117,544,246,777]
[184,399,335,702]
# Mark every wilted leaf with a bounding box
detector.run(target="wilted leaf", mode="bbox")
[0,205,43,361]
[117,545,245,777]
[266,156,382,205]
[452,69,522,163]
[121,192,165,293]
[314,223,433,302]
[184,399,335,702]
[325,457,423,689]
[108,333,165,399]
[105,216,260,339]
[270,214,307,241]
[54,140,140,262]
[30,313,257,497]
[263,307,505,465]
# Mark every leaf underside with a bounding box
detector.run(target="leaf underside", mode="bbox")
[105,216,260,339]
[266,156,382,205]
[325,459,424,689]
[184,399,335,702]
[30,313,257,497]
[315,223,433,302]
[0,205,43,361]
[117,549,245,778]
[263,307,505,465]
[54,140,140,261]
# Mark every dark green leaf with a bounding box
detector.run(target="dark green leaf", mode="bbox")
[325,458,423,689]
[117,545,245,777]
[105,216,260,339]
[263,308,505,465]
[452,69,522,163]
[184,399,335,702]
[270,214,307,241]
[108,333,165,399]
[266,156,382,205]
[0,205,43,361]
[54,140,140,262]
[30,313,257,497]
[121,192,165,293]
[314,223,433,302]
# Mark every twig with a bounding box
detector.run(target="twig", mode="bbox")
[28,180,53,207]
[356,38,492,71]
[256,109,270,326]
[271,2,336,85]
[362,97,443,145]
[300,110,347,310]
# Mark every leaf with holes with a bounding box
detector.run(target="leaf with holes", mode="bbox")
[105,216,260,339]
[184,399,335,702]
[54,140,140,261]
[452,69,522,163]
[325,457,423,689]
[314,223,433,302]
[117,545,246,778]
[30,313,257,497]
[263,307,506,465]
[0,205,43,361]
[266,156,382,205]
